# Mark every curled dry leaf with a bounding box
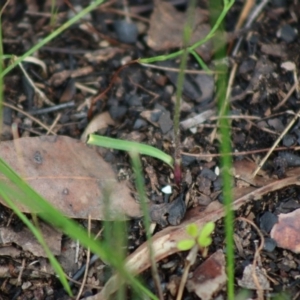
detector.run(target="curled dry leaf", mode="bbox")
[81,112,115,142]
[270,208,300,253]
[0,136,142,220]
[89,167,300,300]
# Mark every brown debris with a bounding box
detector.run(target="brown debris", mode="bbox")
[186,250,227,299]
[270,208,300,253]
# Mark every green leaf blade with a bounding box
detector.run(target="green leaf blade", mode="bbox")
[88,134,174,168]
[177,239,195,251]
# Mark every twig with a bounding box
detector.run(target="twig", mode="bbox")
[176,245,198,300]
[76,215,91,300]
[180,145,300,159]
[236,217,265,299]
[46,113,61,135]
[18,61,55,106]
[28,101,75,115]
[273,79,298,111]
[3,102,56,135]
[252,109,300,177]
[140,63,221,74]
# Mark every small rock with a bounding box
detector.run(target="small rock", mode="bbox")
[264,238,277,252]
[113,20,138,44]
[161,185,172,194]
[158,111,173,134]
[200,168,217,181]
[133,119,147,130]
[259,211,278,233]
[277,24,298,43]
[127,94,142,107]
[109,105,127,120]
[282,134,295,147]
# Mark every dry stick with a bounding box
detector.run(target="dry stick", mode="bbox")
[176,245,198,300]
[236,217,265,300]
[18,60,55,106]
[209,62,237,143]
[46,113,61,135]
[180,145,300,159]
[3,102,56,135]
[252,109,300,177]
[140,63,221,74]
[273,79,298,111]
[76,215,91,300]
[88,60,139,119]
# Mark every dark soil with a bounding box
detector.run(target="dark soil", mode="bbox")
[1,0,300,299]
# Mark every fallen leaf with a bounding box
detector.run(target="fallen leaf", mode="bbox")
[0,136,142,220]
[147,1,212,61]
[186,250,227,299]
[270,208,300,253]
[238,265,270,290]
[0,222,61,257]
[81,112,115,142]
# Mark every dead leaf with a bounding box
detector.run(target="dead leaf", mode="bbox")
[0,222,61,257]
[147,1,212,61]
[238,265,270,290]
[90,170,300,299]
[0,136,142,220]
[270,208,300,253]
[186,250,227,299]
[81,112,115,142]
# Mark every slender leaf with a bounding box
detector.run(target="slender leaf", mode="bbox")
[88,134,174,168]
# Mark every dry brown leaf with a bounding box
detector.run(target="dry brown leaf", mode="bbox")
[81,112,115,142]
[0,222,61,257]
[147,1,212,61]
[270,208,300,253]
[0,136,142,220]
[89,169,300,300]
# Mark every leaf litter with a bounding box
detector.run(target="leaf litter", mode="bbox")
[0,135,142,220]
[2,0,300,299]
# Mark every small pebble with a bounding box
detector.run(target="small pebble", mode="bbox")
[161,185,172,194]
[200,168,217,181]
[264,238,277,252]
[113,20,138,44]
[215,166,220,176]
[277,24,298,44]
[133,119,147,130]
[109,105,127,119]
[259,211,278,233]
[282,134,295,147]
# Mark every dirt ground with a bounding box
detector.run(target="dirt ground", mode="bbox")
[1,0,300,299]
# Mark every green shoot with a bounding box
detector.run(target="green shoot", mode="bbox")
[176,222,215,300]
[173,0,196,186]
[50,0,59,28]
[208,0,235,298]
[87,134,174,168]
[177,222,215,252]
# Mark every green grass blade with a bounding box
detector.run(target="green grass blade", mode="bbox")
[130,152,161,299]
[209,0,235,298]
[88,134,174,168]
[1,0,105,78]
